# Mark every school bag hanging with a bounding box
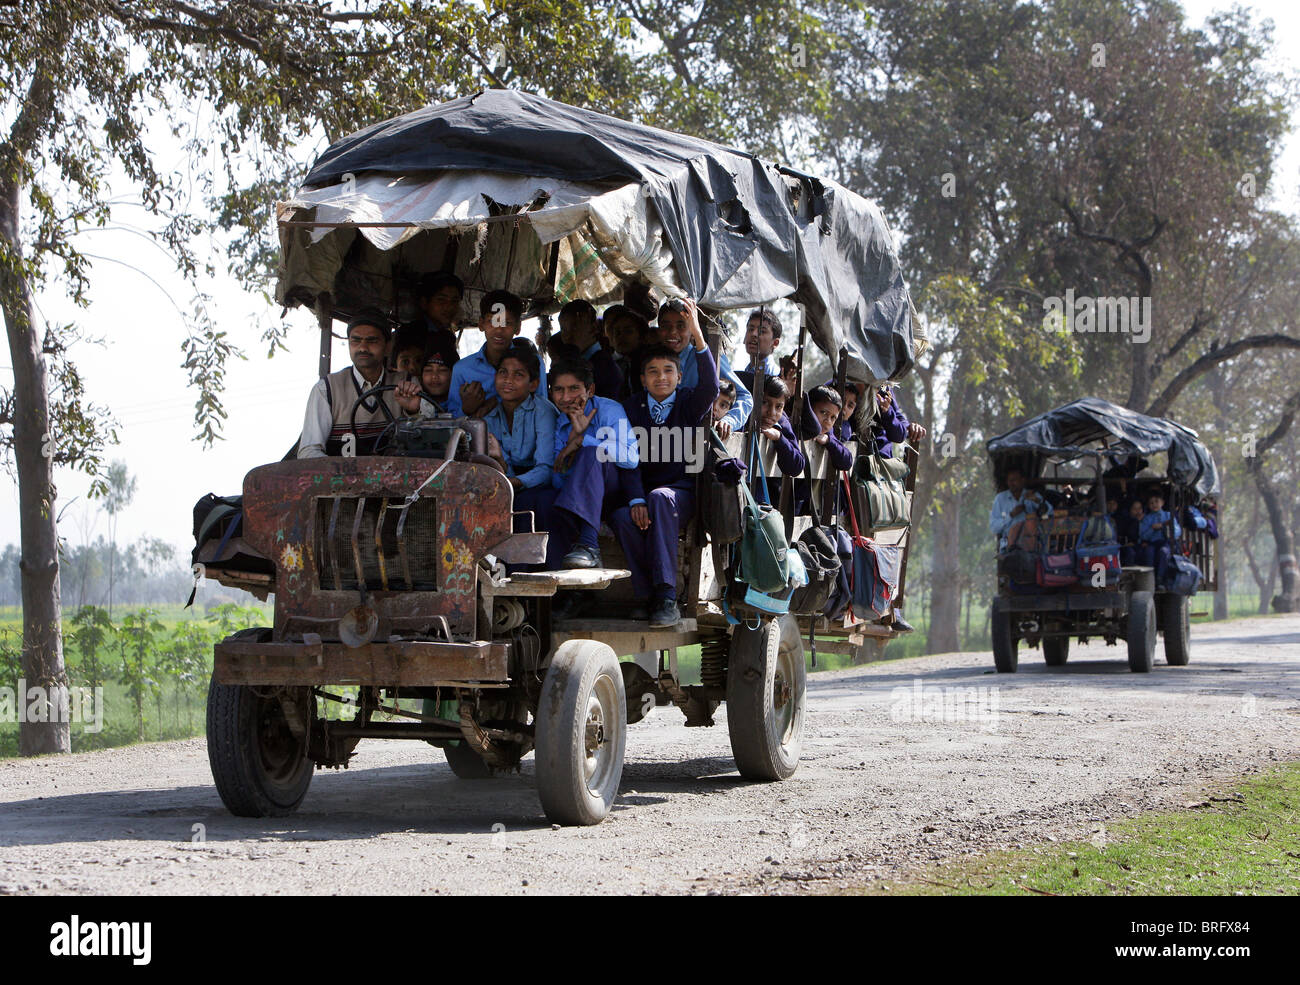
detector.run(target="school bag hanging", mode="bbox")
[851,444,911,531]
[736,434,792,595]
[1074,513,1121,586]
[1037,548,1079,588]
[702,429,746,544]
[843,474,892,618]
[1000,547,1039,588]
[1162,554,1203,595]
[789,493,842,616]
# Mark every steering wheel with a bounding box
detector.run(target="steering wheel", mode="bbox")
[346,383,446,454]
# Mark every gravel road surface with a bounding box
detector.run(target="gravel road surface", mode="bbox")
[2,613,1297,895]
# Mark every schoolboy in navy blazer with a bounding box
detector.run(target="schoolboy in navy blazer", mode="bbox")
[611,300,718,628]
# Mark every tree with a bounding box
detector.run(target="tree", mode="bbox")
[102,460,135,617]
[1016,1,1296,415]
[205,601,265,639]
[117,607,163,742]
[0,1,633,756]
[2,0,838,756]
[818,0,1082,651]
[164,620,213,732]
[817,0,1296,650]
[68,604,114,693]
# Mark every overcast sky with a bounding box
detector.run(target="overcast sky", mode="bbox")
[2,0,1297,564]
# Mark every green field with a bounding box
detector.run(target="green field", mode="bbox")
[0,601,270,758]
[858,762,1300,896]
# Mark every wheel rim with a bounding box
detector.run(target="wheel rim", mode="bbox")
[772,633,797,746]
[583,673,619,795]
[255,696,305,786]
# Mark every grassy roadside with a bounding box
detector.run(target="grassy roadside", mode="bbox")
[854,762,1300,896]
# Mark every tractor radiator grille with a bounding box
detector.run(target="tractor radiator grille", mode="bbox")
[316,496,440,591]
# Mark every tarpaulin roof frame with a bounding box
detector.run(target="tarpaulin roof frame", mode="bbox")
[275,89,920,384]
[985,396,1220,496]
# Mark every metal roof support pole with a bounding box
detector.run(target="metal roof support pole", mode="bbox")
[821,345,848,523]
[316,291,334,379]
[747,311,766,508]
[779,303,805,538]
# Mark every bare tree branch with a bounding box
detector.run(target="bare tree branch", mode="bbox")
[1057,196,1165,292]
[1250,387,1300,461]
[1145,333,1300,417]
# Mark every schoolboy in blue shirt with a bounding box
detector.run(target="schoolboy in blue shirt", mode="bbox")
[482,340,559,538]
[559,299,623,400]
[755,376,806,504]
[806,385,855,473]
[740,307,782,380]
[656,298,752,439]
[611,300,718,627]
[1138,491,1181,578]
[446,289,547,417]
[549,357,639,569]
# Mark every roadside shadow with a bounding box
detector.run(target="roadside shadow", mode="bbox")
[0,761,570,847]
[0,753,743,848]
[619,755,746,793]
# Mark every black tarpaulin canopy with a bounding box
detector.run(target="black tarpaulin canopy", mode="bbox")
[277,89,919,384]
[985,397,1220,496]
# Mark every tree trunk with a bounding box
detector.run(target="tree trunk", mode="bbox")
[1249,463,1299,612]
[926,488,962,653]
[924,349,976,656]
[1209,369,1229,621]
[1241,493,1271,613]
[1242,536,1276,616]
[1213,556,1229,620]
[0,178,70,755]
[108,530,115,618]
[1121,260,1154,411]
[1127,324,1152,415]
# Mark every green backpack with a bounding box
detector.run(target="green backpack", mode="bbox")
[737,439,791,593]
[852,446,911,531]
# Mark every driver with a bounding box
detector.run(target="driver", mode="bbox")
[988,467,1053,551]
[298,311,410,458]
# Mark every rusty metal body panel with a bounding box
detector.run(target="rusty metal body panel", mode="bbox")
[214,637,509,686]
[241,457,515,643]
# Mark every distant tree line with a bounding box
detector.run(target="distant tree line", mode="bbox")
[0,536,192,611]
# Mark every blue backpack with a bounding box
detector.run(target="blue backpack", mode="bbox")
[1075,515,1121,586]
[1162,554,1203,595]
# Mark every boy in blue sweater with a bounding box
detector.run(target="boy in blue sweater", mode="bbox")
[549,357,639,569]
[481,341,558,540]
[1138,491,1181,578]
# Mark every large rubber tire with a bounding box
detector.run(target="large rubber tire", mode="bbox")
[535,640,626,826]
[1043,635,1070,667]
[207,630,313,817]
[1160,593,1191,666]
[443,740,495,779]
[726,613,806,781]
[1127,590,1156,673]
[991,598,1018,673]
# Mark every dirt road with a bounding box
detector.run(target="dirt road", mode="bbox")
[2,613,1297,895]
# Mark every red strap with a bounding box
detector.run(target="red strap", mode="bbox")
[842,473,862,541]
